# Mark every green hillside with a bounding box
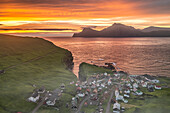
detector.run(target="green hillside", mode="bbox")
[0,34,77,113]
[78,62,113,81]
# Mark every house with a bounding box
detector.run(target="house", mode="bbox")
[136,90,143,95]
[151,79,160,83]
[133,83,138,88]
[86,88,90,92]
[60,83,65,90]
[77,93,85,97]
[101,83,105,88]
[70,81,74,84]
[104,72,108,76]
[115,89,119,97]
[124,94,130,98]
[96,83,100,87]
[28,91,40,102]
[46,89,61,106]
[108,79,112,85]
[123,99,128,103]
[82,85,86,89]
[90,94,98,100]
[38,86,45,94]
[148,85,155,92]
[46,95,57,105]
[133,87,137,92]
[113,102,120,110]
[98,87,102,91]
[91,84,96,89]
[155,85,161,90]
[93,89,98,93]
[142,82,147,87]
[116,95,124,101]
[0,70,5,74]
[126,83,132,88]
[76,87,82,91]
[124,90,130,94]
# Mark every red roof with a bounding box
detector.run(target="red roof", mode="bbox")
[77,87,81,90]
[156,86,161,87]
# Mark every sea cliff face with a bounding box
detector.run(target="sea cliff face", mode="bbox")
[63,50,74,71]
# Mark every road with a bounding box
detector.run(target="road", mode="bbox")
[75,96,89,113]
[105,87,115,113]
[31,92,49,113]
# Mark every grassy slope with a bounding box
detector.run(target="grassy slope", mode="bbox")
[125,76,170,113]
[78,62,113,81]
[0,34,77,113]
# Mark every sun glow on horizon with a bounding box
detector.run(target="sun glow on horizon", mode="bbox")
[0,0,170,36]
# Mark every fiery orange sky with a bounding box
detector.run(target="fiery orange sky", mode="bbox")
[0,0,170,36]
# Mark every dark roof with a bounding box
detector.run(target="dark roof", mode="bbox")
[48,95,57,101]
[52,89,61,96]
[39,86,45,92]
[142,74,155,80]
[32,92,39,98]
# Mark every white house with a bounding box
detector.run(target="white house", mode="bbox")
[155,85,162,90]
[123,99,128,103]
[113,102,120,110]
[133,83,138,88]
[142,82,147,87]
[101,83,105,88]
[136,90,143,95]
[46,96,56,106]
[108,79,112,85]
[115,89,119,97]
[104,72,108,76]
[124,94,130,98]
[28,92,40,102]
[151,79,160,83]
[77,93,85,97]
[126,83,132,88]
[124,90,130,94]
[116,95,124,101]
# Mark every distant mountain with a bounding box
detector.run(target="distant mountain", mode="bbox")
[142,26,170,32]
[73,23,170,37]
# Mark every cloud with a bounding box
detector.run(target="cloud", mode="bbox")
[0,28,77,31]
[1,0,170,15]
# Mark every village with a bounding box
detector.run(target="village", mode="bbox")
[27,63,164,113]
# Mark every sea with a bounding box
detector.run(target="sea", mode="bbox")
[44,37,170,77]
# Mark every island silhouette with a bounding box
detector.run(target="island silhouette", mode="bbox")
[73,23,170,37]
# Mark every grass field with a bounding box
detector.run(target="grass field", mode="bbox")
[0,34,77,113]
[125,76,170,113]
[78,62,113,81]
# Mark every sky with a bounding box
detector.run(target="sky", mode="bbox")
[0,0,170,37]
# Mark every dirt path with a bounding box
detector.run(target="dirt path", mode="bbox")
[75,96,89,113]
[105,87,115,113]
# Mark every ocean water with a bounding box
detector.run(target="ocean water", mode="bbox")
[44,37,170,77]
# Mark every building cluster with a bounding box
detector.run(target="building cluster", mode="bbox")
[112,73,161,113]
[72,72,115,112]
[27,84,65,106]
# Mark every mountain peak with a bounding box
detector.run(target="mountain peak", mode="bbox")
[112,23,125,26]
